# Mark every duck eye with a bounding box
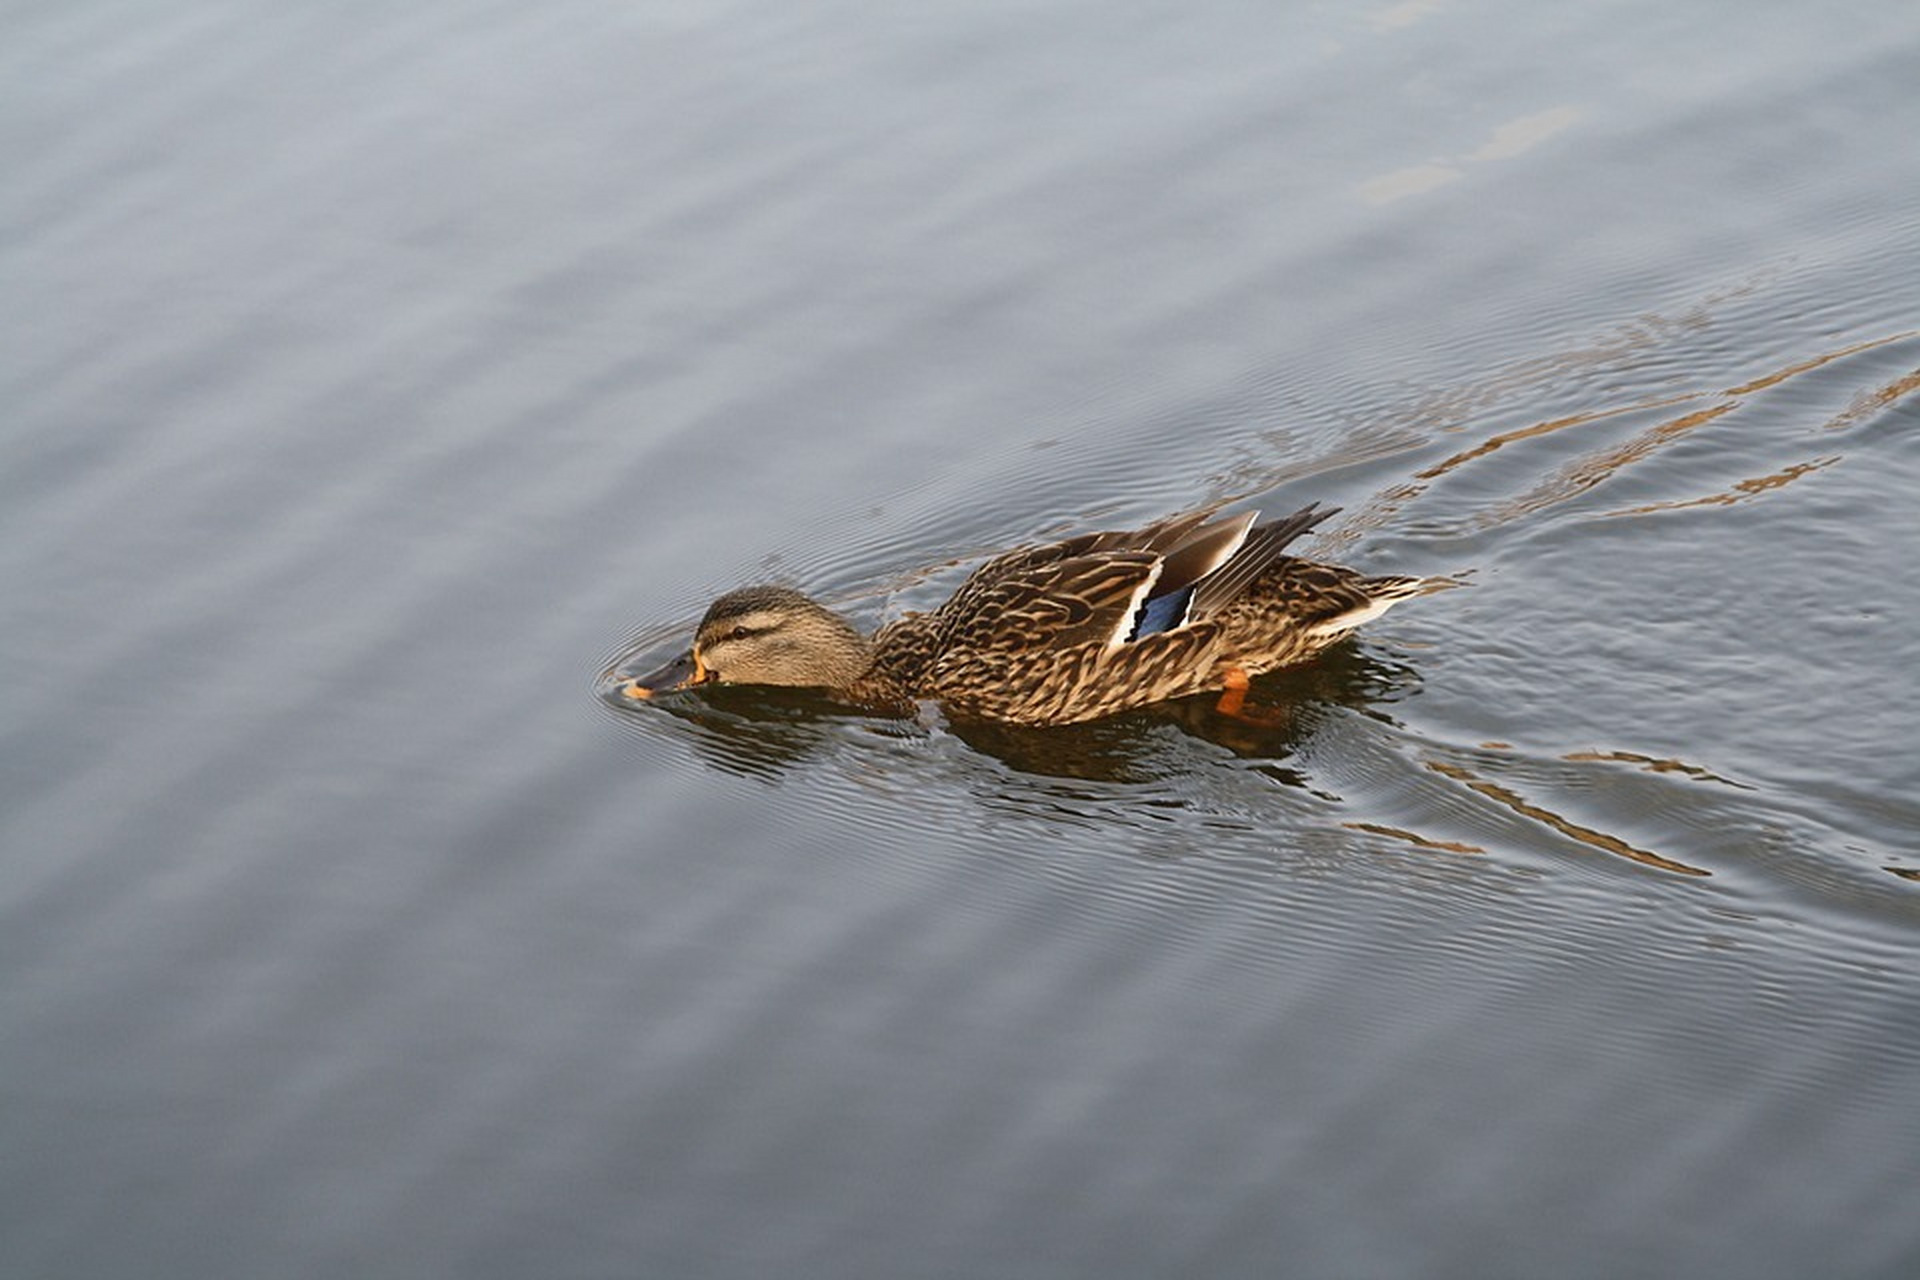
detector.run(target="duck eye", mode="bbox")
[727,625,751,642]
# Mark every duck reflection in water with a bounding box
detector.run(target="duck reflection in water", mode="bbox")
[606,641,1420,784]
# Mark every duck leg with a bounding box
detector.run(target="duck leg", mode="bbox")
[1210,665,1302,733]
[1214,666,1253,717]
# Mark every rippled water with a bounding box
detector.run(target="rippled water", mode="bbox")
[6,0,1919,1276]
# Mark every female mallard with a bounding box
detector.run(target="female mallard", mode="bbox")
[623,503,1440,726]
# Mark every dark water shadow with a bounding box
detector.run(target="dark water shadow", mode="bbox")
[596,682,914,782]
[599,640,1423,788]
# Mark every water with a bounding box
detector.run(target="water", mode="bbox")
[5,1,1919,1276]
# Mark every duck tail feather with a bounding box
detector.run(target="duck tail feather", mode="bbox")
[1191,503,1340,616]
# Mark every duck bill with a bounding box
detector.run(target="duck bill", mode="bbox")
[620,649,711,700]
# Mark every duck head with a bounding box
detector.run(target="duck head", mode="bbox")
[623,586,874,698]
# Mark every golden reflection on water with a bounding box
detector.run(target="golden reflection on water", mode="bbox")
[1409,393,1697,482]
[1561,749,1751,790]
[1482,400,1738,525]
[1825,362,1920,432]
[1343,821,1485,856]
[1724,331,1916,396]
[1615,455,1841,516]
[1407,285,1744,431]
[1424,758,1710,877]
[1344,326,1918,536]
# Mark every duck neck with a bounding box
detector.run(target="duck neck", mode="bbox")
[810,610,879,688]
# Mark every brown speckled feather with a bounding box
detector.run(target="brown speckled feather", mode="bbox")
[650,503,1442,726]
[877,504,1428,724]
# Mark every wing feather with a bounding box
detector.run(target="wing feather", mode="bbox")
[945,552,1164,654]
[1190,503,1339,618]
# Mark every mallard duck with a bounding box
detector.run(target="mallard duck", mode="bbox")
[623,503,1440,726]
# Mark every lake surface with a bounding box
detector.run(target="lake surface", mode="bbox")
[5,0,1919,1276]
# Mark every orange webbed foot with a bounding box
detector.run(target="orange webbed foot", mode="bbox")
[1214,666,1252,718]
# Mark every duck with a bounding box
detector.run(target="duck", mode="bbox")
[622,503,1442,726]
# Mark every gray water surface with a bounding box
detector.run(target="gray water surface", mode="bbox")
[5,1,1919,1277]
